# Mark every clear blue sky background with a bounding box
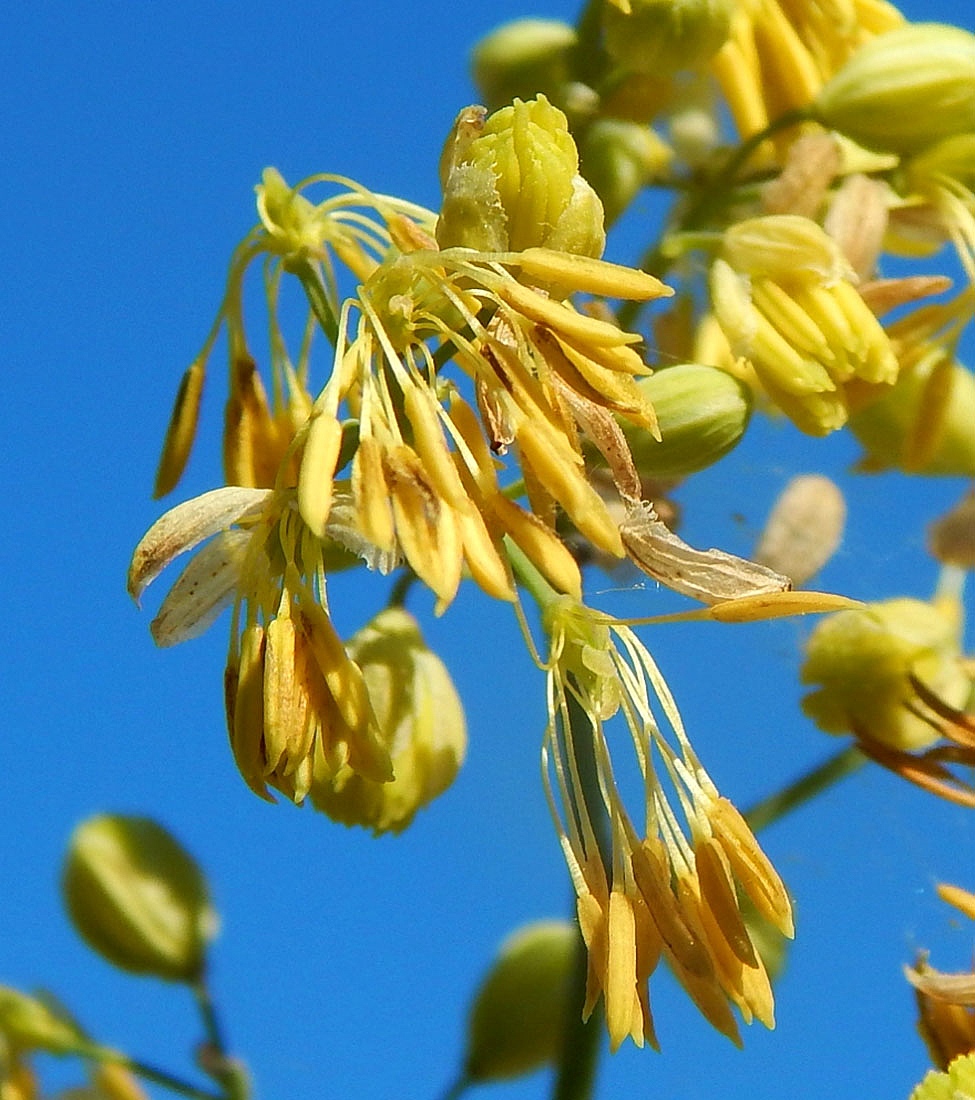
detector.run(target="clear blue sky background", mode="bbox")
[2,3,974,1099]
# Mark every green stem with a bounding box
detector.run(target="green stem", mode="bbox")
[287,257,340,347]
[552,688,608,1100]
[104,1055,225,1100]
[192,978,250,1100]
[743,744,866,834]
[617,106,810,329]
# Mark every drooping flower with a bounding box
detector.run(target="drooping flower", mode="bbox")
[540,597,793,1049]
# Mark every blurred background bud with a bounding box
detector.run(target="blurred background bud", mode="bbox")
[471,19,578,113]
[801,598,969,751]
[928,491,975,569]
[814,24,975,155]
[619,363,751,479]
[753,474,846,586]
[310,608,466,834]
[62,815,217,982]
[0,988,87,1056]
[580,119,672,225]
[602,0,734,77]
[462,920,576,1082]
[850,356,975,477]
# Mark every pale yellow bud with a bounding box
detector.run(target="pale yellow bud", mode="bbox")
[603,0,734,76]
[0,988,86,1056]
[814,24,975,154]
[310,608,466,833]
[62,815,217,982]
[801,598,969,750]
[437,96,606,258]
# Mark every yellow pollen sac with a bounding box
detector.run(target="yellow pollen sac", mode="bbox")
[297,411,344,538]
[512,248,673,301]
[496,280,642,348]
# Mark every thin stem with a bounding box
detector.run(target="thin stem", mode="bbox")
[743,744,866,834]
[287,257,340,346]
[505,536,563,613]
[107,1056,225,1100]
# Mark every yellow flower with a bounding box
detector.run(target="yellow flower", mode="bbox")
[541,597,792,1049]
[908,884,975,1071]
[155,171,439,497]
[128,486,396,806]
[801,596,969,751]
[710,214,898,434]
[900,135,975,283]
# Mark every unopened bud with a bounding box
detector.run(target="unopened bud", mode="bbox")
[602,0,733,76]
[814,24,975,155]
[928,491,975,569]
[310,608,466,833]
[62,815,217,982]
[0,988,86,1056]
[621,363,751,478]
[850,356,975,477]
[801,598,969,751]
[437,96,605,258]
[580,119,672,225]
[471,20,578,112]
[463,920,576,1081]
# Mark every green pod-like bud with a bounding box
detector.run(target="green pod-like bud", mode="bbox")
[602,0,734,77]
[471,20,578,113]
[814,24,975,155]
[0,988,87,1056]
[801,597,969,751]
[463,920,576,1082]
[850,356,975,477]
[580,119,672,225]
[62,815,217,982]
[621,363,751,478]
[310,608,466,834]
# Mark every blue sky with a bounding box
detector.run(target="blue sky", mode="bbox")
[2,3,974,1099]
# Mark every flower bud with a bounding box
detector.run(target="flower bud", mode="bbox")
[471,20,578,112]
[850,356,975,476]
[437,96,605,258]
[814,24,975,155]
[801,598,969,751]
[928,491,975,569]
[602,0,733,77]
[580,119,672,225]
[620,363,751,478]
[0,988,87,1056]
[463,921,576,1081]
[62,815,217,982]
[310,608,466,833]
[255,168,328,258]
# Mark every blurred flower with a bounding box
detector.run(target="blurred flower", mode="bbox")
[802,596,968,751]
[602,0,734,78]
[908,884,975,1071]
[470,19,578,113]
[753,474,846,586]
[309,607,467,834]
[710,214,898,434]
[541,597,792,1049]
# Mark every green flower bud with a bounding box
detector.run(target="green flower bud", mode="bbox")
[437,96,605,258]
[850,356,975,476]
[620,363,752,478]
[814,24,975,155]
[463,921,576,1082]
[801,598,969,751]
[62,815,217,982]
[580,119,672,225]
[471,20,578,113]
[602,0,734,77]
[0,988,87,1056]
[310,608,466,834]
